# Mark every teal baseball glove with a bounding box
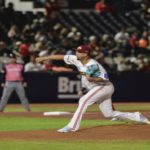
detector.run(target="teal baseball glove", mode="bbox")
[86,64,101,77]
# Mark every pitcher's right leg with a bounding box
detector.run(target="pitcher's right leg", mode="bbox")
[58,86,104,133]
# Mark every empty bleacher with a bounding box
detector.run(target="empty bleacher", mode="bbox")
[0,9,148,43]
[57,10,147,36]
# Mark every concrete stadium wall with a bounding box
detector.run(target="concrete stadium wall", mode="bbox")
[5,0,44,12]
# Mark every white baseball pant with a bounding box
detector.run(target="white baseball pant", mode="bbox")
[67,83,146,131]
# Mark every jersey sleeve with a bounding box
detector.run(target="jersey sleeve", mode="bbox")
[86,63,109,81]
[64,55,78,65]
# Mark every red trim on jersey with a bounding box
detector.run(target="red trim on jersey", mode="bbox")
[73,86,104,130]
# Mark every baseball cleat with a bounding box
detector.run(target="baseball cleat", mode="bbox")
[57,126,76,133]
[136,112,150,124]
[145,120,150,125]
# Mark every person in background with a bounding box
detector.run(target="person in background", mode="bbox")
[8,25,20,42]
[0,54,31,112]
[24,55,43,72]
[44,0,58,25]
[95,0,108,13]
[19,41,30,64]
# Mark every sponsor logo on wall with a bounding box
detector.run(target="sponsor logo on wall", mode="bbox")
[58,76,81,99]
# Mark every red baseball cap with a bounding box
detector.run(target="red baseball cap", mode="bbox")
[75,45,90,53]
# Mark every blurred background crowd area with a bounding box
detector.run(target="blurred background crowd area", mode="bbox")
[0,0,150,73]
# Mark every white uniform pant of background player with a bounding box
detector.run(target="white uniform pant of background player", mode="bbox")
[67,84,144,131]
[0,81,30,111]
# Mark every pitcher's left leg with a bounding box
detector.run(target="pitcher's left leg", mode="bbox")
[99,99,150,124]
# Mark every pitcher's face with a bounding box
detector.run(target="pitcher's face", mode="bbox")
[76,51,87,60]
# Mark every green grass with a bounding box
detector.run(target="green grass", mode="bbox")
[0,141,150,150]
[0,103,150,150]
[4,103,150,112]
[116,105,150,111]
[0,116,125,131]
[5,106,77,112]
[0,103,148,131]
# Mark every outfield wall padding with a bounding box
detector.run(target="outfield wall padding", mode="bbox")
[0,72,150,103]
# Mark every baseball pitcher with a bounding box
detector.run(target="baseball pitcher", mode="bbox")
[36,45,150,133]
